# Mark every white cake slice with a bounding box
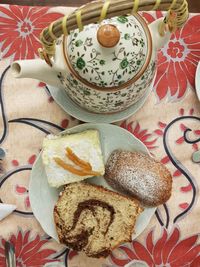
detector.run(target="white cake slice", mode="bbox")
[42,130,105,187]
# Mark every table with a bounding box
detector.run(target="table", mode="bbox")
[0,2,200,267]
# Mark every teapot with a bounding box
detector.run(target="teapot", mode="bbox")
[11,0,188,114]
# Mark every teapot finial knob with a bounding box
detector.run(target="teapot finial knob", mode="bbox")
[97,24,120,48]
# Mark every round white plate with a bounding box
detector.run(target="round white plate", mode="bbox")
[48,73,156,124]
[30,123,156,242]
[195,61,200,101]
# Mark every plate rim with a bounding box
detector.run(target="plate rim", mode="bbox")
[29,123,156,243]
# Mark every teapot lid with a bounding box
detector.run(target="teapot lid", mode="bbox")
[64,14,152,90]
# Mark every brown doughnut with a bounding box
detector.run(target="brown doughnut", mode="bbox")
[104,150,172,206]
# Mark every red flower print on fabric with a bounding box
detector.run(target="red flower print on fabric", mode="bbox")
[11,154,37,166]
[120,121,157,150]
[143,12,200,102]
[28,154,36,165]
[109,227,200,267]
[11,159,19,166]
[175,108,199,152]
[68,250,79,260]
[0,230,58,266]
[15,185,27,194]
[61,119,69,129]
[15,185,30,209]
[167,41,184,59]
[0,5,63,60]
[157,108,198,175]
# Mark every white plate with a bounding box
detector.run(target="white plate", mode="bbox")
[30,123,156,242]
[48,73,156,124]
[195,61,200,101]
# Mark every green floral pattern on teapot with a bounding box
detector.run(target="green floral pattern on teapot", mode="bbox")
[67,15,148,88]
[76,57,86,70]
[57,60,155,113]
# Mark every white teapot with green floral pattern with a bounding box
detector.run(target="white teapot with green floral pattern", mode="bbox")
[11,0,188,114]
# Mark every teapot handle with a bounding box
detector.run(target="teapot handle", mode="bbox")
[39,0,188,66]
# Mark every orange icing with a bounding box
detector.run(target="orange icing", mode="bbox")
[66,147,92,171]
[54,151,101,176]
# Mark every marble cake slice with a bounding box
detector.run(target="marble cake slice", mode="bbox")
[54,182,143,258]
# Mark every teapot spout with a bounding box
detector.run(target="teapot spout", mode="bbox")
[11,59,60,88]
[149,18,171,51]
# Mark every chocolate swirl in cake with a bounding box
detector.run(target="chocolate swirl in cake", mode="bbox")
[61,230,92,251]
[55,199,115,251]
[54,183,142,258]
[73,199,115,233]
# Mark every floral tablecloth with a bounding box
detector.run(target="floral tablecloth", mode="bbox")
[0,4,200,267]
